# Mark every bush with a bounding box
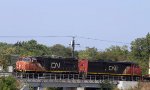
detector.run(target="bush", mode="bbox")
[0,76,19,90]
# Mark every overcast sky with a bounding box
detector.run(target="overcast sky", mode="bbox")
[0,0,150,50]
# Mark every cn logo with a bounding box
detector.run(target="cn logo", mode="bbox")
[51,62,60,68]
[109,65,118,71]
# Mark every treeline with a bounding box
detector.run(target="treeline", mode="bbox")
[0,33,150,75]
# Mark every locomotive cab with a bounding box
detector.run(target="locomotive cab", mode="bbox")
[15,57,45,72]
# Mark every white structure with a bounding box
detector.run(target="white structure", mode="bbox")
[0,66,3,71]
[76,87,84,90]
[117,81,138,90]
[7,66,13,72]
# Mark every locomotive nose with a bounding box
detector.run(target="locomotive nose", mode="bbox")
[78,59,88,74]
[136,66,142,75]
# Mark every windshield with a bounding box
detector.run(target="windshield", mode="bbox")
[22,57,31,62]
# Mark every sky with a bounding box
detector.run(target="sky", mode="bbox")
[0,0,150,51]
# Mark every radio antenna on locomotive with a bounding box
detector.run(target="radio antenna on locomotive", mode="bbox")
[70,36,80,58]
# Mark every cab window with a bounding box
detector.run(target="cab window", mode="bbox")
[23,57,31,62]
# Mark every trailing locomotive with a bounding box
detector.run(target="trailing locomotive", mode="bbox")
[15,56,142,78]
[87,60,141,77]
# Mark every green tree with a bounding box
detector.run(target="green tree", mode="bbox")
[99,80,115,90]
[14,40,51,56]
[130,33,150,74]
[0,43,15,69]
[101,45,129,61]
[78,47,98,60]
[50,44,72,58]
[0,76,19,90]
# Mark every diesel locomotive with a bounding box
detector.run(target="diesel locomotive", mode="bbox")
[15,56,142,78]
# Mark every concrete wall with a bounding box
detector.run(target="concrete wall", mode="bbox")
[117,81,138,90]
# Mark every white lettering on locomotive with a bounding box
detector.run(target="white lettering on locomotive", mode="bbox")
[51,62,60,68]
[109,65,118,71]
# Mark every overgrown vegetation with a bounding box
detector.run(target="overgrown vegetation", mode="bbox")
[99,80,115,90]
[0,76,19,90]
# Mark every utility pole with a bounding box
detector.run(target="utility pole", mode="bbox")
[146,34,150,76]
[149,56,150,76]
[70,37,80,58]
[148,46,150,76]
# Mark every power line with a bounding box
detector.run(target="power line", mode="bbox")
[77,36,130,45]
[0,35,74,38]
[0,35,130,45]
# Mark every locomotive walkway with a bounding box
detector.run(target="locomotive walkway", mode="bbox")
[0,72,140,90]
[14,72,141,90]
[15,73,118,87]
[14,73,120,90]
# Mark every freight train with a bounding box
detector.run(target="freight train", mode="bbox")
[15,56,142,79]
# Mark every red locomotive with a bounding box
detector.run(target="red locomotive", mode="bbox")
[15,56,142,79]
[16,57,46,72]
